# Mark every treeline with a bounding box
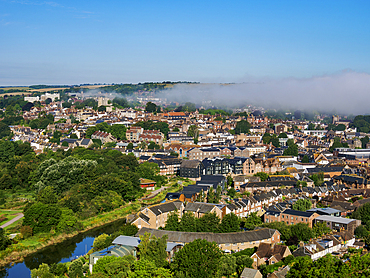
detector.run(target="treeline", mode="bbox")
[0,143,166,241]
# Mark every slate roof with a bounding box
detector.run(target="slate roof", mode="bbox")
[136,227,280,244]
[282,209,316,218]
[241,268,261,278]
[80,138,91,145]
[306,166,344,173]
[148,201,182,216]
[185,202,218,213]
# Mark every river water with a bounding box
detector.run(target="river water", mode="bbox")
[0,219,125,278]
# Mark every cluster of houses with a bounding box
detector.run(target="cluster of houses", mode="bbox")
[8,94,370,276]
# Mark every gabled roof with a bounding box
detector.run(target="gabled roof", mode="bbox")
[136,227,280,244]
[147,201,183,216]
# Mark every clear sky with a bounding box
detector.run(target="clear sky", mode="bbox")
[1,0,370,85]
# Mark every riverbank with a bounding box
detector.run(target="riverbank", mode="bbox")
[0,202,140,268]
[0,180,185,269]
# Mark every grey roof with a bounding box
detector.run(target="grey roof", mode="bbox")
[112,235,141,247]
[166,242,183,252]
[307,208,341,215]
[315,215,357,224]
[241,268,261,278]
[185,202,217,213]
[283,209,316,218]
[149,201,183,216]
[80,138,91,145]
[135,227,280,245]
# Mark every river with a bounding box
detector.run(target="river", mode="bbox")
[0,219,126,278]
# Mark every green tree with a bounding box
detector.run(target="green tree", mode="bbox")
[68,259,83,278]
[187,125,199,140]
[291,223,313,242]
[262,133,272,144]
[127,142,134,149]
[354,225,369,238]
[104,142,117,148]
[312,222,331,238]
[148,141,160,149]
[145,102,157,113]
[227,187,237,199]
[31,263,55,278]
[254,172,269,181]
[0,122,12,139]
[284,142,298,156]
[242,212,262,230]
[138,232,168,268]
[307,123,315,130]
[278,132,288,138]
[120,223,139,236]
[0,228,11,251]
[220,255,236,278]
[131,259,173,278]
[196,212,220,233]
[178,212,197,232]
[352,203,370,227]
[286,256,313,278]
[235,256,253,278]
[309,172,324,186]
[219,213,240,233]
[182,102,196,112]
[37,186,58,204]
[172,239,223,278]
[301,155,309,163]
[109,124,127,140]
[56,208,83,233]
[361,136,369,149]
[23,202,62,234]
[235,120,251,134]
[165,211,180,231]
[292,199,312,211]
[93,233,111,251]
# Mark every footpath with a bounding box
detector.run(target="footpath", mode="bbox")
[0,213,24,229]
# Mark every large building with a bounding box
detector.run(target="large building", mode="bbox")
[136,227,281,253]
[264,209,319,228]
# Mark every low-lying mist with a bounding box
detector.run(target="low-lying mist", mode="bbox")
[162,71,370,114]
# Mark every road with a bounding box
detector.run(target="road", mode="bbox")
[0,213,24,229]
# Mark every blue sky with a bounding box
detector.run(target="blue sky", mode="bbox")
[1,0,370,85]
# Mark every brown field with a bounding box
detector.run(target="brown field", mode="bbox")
[27,87,69,92]
[79,85,111,89]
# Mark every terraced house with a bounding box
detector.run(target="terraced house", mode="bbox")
[128,201,184,229]
[136,227,281,253]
